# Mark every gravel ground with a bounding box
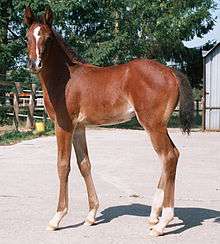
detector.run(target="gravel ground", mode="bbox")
[0,128,220,244]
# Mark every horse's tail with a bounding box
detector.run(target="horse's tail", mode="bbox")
[173,70,194,134]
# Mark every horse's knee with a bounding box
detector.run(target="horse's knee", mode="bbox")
[57,163,71,178]
[167,149,178,163]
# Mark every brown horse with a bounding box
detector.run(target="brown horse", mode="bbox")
[24,7,194,236]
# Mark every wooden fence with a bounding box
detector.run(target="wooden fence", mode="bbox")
[0,82,47,131]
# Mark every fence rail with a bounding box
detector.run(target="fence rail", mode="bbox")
[0,82,47,131]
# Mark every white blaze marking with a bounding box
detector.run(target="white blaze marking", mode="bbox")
[33,26,41,58]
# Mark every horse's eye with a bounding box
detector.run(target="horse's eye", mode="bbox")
[26,38,31,46]
[46,36,52,43]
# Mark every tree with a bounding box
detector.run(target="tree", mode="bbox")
[0,0,46,82]
[49,0,217,66]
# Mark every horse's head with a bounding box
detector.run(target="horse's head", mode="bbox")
[24,6,54,73]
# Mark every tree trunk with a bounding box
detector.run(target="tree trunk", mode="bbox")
[0,0,12,77]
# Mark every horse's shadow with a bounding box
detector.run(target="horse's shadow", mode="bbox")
[94,203,220,235]
[60,203,220,235]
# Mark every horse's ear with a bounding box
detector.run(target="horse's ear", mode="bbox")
[24,6,35,26]
[42,6,53,27]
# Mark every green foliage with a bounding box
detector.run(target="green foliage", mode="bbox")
[0,107,13,125]
[49,0,217,66]
[0,130,36,145]
[8,67,34,83]
[45,120,54,132]
[193,88,203,100]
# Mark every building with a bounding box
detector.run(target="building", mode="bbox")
[203,43,220,131]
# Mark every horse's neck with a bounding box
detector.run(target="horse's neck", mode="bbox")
[52,29,86,64]
[39,41,70,90]
[38,43,72,117]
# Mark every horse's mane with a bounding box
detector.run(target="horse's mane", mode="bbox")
[52,29,87,65]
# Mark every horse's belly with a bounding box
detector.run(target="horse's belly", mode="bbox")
[99,105,136,126]
[77,103,136,126]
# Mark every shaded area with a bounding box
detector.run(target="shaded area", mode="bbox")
[57,221,84,230]
[94,203,220,235]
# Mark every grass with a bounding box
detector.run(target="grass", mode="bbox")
[0,121,55,146]
[0,131,38,145]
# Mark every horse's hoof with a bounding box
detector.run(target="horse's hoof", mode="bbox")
[84,218,95,226]
[46,224,58,231]
[148,224,155,230]
[147,218,159,229]
[149,228,163,237]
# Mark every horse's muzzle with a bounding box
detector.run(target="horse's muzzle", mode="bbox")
[28,58,43,73]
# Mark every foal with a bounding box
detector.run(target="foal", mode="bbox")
[24,7,194,236]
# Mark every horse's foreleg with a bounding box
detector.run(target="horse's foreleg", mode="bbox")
[148,129,179,236]
[47,124,73,230]
[73,123,99,225]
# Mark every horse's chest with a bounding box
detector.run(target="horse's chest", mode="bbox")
[42,93,56,121]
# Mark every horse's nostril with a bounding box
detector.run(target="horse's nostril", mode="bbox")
[28,59,42,72]
[38,60,42,68]
[36,58,42,69]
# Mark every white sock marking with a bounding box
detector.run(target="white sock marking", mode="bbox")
[153,188,164,208]
[150,188,164,220]
[48,208,67,228]
[86,209,96,222]
[152,207,174,234]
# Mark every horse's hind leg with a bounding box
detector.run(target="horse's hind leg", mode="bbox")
[148,132,179,228]
[72,123,99,225]
[147,128,179,236]
[148,133,178,236]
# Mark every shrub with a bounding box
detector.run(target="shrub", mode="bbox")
[0,107,13,125]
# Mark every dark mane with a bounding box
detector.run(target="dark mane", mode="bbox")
[52,29,87,65]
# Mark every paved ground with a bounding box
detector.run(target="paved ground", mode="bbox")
[0,128,220,244]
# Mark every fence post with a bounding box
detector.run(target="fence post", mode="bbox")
[13,82,20,131]
[43,109,47,127]
[26,83,36,129]
[196,100,199,117]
